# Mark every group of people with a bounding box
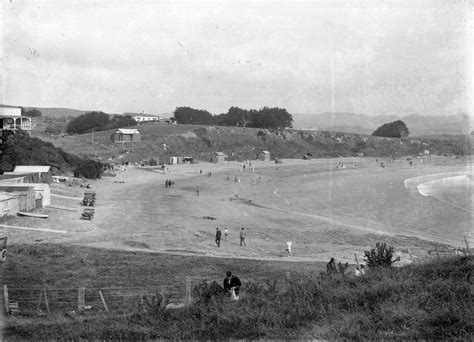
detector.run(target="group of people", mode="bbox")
[164,179,175,188]
[215,227,247,248]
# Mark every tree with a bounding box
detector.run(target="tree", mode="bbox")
[66,111,110,134]
[173,107,215,125]
[74,160,104,179]
[364,242,400,268]
[372,120,409,138]
[104,115,137,130]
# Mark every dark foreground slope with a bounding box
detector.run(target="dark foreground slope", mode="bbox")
[4,243,473,340]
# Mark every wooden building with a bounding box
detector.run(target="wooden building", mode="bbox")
[260,150,271,161]
[213,152,227,164]
[0,192,19,219]
[0,185,36,212]
[112,128,141,143]
[12,166,52,183]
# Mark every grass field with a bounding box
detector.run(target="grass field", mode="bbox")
[3,243,472,339]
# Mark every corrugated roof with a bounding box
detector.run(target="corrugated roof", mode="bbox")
[13,166,51,173]
[116,128,140,134]
[0,191,15,201]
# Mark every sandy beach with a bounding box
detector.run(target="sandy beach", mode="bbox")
[1,157,472,265]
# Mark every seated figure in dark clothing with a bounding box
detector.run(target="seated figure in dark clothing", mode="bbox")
[223,271,242,296]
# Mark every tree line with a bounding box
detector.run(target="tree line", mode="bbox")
[172,106,293,129]
[66,112,137,135]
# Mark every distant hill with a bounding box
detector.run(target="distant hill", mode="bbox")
[292,112,471,137]
[23,107,90,118]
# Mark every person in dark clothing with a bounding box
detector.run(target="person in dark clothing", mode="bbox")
[223,271,242,296]
[215,228,222,247]
[326,257,337,274]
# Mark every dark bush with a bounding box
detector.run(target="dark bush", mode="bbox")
[364,242,400,268]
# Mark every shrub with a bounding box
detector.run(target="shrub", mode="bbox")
[364,242,400,268]
[149,158,158,166]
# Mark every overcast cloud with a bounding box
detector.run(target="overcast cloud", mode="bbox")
[1,0,472,117]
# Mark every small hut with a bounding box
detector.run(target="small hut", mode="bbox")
[0,185,36,211]
[12,166,52,183]
[0,192,19,219]
[260,151,271,161]
[112,128,141,143]
[213,152,227,164]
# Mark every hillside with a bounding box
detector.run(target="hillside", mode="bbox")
[23,106,90,118]
[293,113,471,137]
[34,124,473,165]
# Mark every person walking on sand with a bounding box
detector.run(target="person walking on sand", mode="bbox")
[239,227,247,247]
[286,241,292,256]
[224,227,229,241]
[215,228,222,248]
[196,186,200,196]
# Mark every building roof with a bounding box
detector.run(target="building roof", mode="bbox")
[262,151,270,154]
[0,191,15,201]
[0,104,21,108]
[215,152,227,156]
[0,185,34,193]
[13,166,51,173]
[115,128,140,135]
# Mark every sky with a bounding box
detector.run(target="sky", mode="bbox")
[1,0,472,117]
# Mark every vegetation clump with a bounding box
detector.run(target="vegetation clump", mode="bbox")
[66,111,136,134]
[372,120,409,138]
[364,242,401,268]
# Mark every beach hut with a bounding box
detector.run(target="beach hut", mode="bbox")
[0,191,19,219]
[12,166,52,183]
[112,128,141,143]
[260,151,270,161]
[169,156,178,165]
[0,185,36,211]
[213,152,227,164]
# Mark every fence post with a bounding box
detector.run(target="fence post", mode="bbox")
[98,290,109,313]
[464,236,471,255]
[78,287,85,311]
[160,285,166,308]
[43,288,50,314]
[3,285,9,315]
[185,277,192,306]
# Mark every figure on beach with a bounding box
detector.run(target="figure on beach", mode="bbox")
[215,228,221,248]
[224,227,229,241]
[196,186,200,196]
[286,241,292,256]
[240,227,247,246]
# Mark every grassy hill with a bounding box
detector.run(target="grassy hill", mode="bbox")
[34,124,473,165]
[3,243,472,339]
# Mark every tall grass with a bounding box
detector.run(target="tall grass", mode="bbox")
[6,255,473,339]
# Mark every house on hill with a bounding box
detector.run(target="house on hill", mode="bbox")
[12,166,52,183]
[112,128,141,143]
[213,152,227,163]
[0,105,33,131]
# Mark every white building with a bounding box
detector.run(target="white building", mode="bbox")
[124,113,160,123]
[0,105,32,131]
